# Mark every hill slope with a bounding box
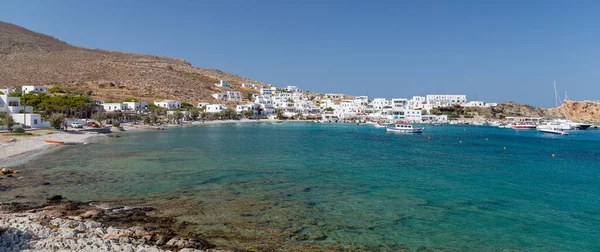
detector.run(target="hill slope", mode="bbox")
[0,21,263,104]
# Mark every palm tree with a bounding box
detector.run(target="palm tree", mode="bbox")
[275,108,283,119]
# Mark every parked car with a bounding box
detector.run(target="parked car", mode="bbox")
[71,122,84,128]
[87,122,100,128]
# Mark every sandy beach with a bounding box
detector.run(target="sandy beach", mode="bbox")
[0,130,104,167]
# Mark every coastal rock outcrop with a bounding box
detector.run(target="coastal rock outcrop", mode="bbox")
[0,201,223,252]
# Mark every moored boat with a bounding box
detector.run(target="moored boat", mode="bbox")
[537,124,569,135]
[511,122,537,129]
[386,122,424,133]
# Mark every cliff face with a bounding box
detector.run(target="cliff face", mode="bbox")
[549,100,600,122]
[0,21,263,104]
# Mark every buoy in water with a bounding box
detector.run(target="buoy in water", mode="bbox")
[504,147,506,150]
[460,140,462,144]
[552,154,555,157]
[486,138,488,141]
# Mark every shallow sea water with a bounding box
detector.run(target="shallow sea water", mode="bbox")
[4,123,600,251]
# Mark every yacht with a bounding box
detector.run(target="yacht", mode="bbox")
[511,122,537,129]
[386,122,424,133]
[537,124,569,135]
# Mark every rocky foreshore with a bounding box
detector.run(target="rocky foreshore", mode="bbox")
[0,200,227,252]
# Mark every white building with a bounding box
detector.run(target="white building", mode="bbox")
[215,80,232,88]
[206,104,227,113]
[122,102,148,111]
[0,94,33,114]
[426,94,467,107]
[22,85,49,94]
[212,91,242,102]
[462,101,498,107]
[0,94,48,128]
[0,88,16,95]
[260,88,272,97]
[154,100,181,109]
[103,103,125,112]
[197,102,210,109]
[286,86,300,92]
[10,113,50,128]
[242,83,261,89]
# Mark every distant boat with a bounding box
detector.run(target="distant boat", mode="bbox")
[511,122,537,129]
[386,122,424,133]
[487,121,501,127]
[374,122,392,128]
[537,124,569,135]
[44,139,64,144]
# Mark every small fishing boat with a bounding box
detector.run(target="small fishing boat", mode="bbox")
[386,122,424,133]
[44,139,65,144]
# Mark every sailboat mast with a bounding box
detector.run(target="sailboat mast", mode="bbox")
[553,81,560,108]
[564,91,570,120]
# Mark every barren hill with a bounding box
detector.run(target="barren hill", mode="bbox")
[0,21,263,104]
[549,100,600,122]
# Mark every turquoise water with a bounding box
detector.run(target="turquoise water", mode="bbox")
[8,123,600,250]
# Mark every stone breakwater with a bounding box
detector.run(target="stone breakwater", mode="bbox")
[0,201,227,252]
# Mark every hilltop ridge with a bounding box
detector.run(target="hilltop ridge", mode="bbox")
[0,21,264,104]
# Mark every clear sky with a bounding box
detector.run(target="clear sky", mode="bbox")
[1,0,599,107]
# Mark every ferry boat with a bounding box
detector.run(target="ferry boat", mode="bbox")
[537,124,569,135]
[386,122,424,133]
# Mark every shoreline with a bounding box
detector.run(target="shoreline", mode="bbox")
[0,130,105,167]
[1,119,303,168]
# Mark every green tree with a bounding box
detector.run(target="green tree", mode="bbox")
[48,86,63,93]
[8,92,22,97]
[122,97,139,102]
[0,112,15,132]
[181,102,195,110]
[241,110,254,118]
[246,93,253,100]
[190,110,200,121]
[275,108,283,119]
[173,111,184,124]
[91,112,107,126]
[220,108,237,119]
[325,107,334,112]
[0,91,4,95]
[49,114,64,130]
[149,113,158,125]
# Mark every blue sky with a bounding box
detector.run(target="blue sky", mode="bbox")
[1,0,599,107]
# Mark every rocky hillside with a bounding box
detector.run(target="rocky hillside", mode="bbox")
[549,100,600,122]
[0,21,263,104]
[488,102,559,119]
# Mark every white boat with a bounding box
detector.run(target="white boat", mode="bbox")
[537,124,569,135]
[487,121,501,127]
[364,121,378,126]
[375,122,392,128]
[386,122,424,133]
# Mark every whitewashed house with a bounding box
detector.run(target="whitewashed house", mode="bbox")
[103,103,125,112]
[215,80,232,88]
[0,94,48,128]
[260,88,272,97]
[212,91,242,102]
[426,94,467,107]
[206,104,227,113]
[22,85,49,94]
[122,102,148,111]
[0,88,16,95]
[154,100,181,109]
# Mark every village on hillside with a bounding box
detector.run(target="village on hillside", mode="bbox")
[0,79,505,130]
